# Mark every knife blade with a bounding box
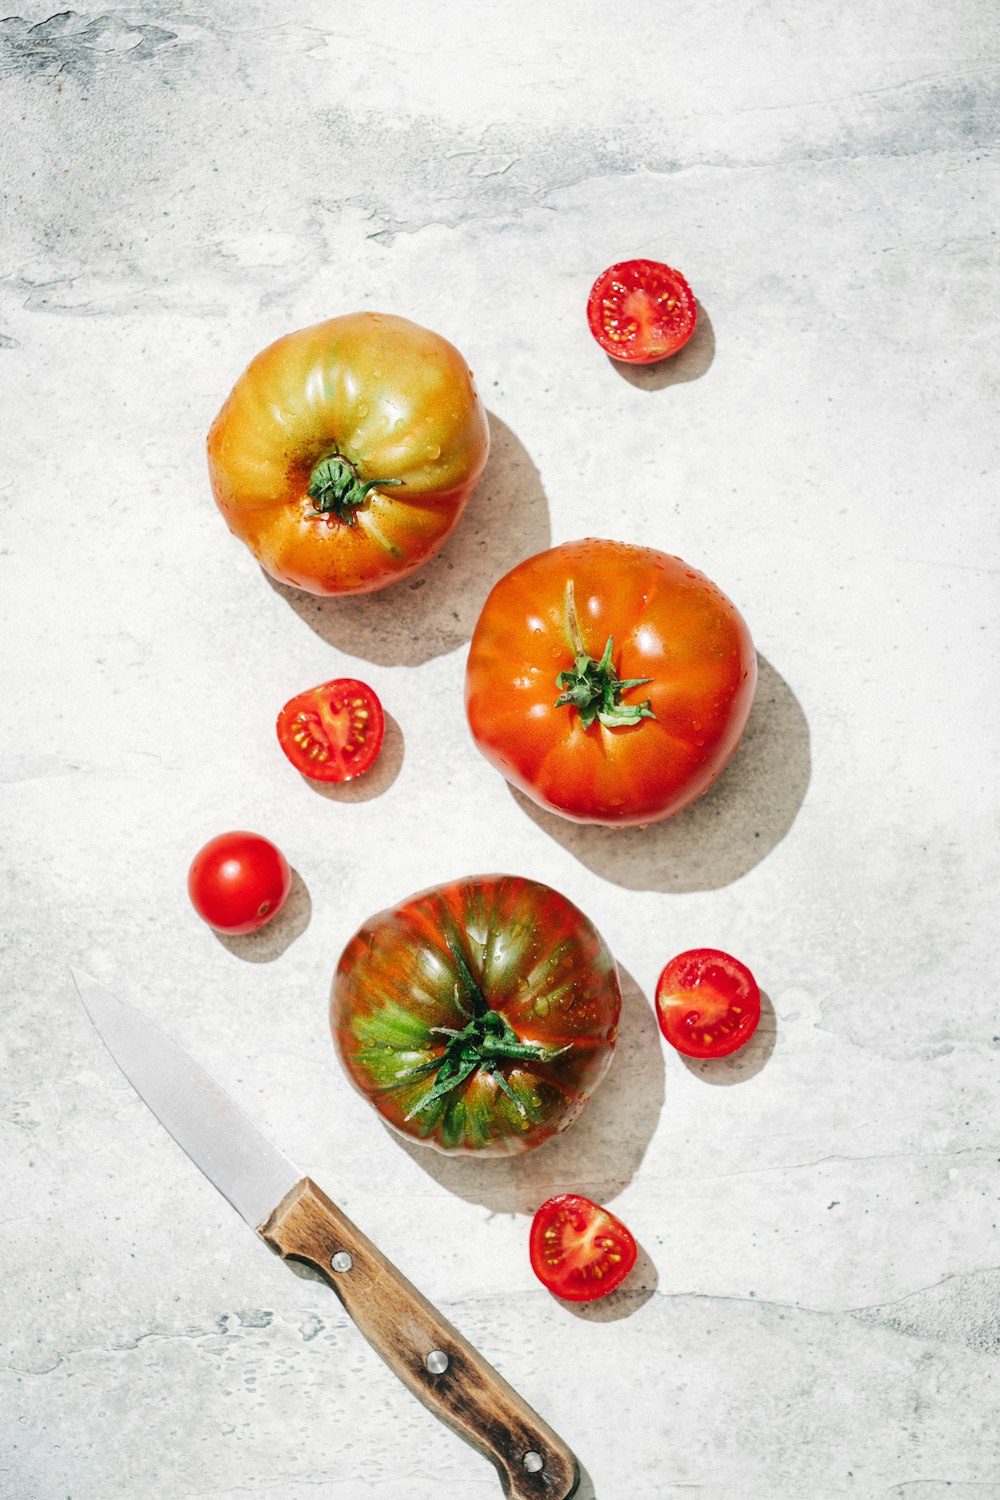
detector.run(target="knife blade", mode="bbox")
[72,970,580,1500]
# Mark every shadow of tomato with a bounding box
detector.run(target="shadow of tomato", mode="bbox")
[212,867,312,963]
[265,411,551,667]
[393,965,665,1217]
[607,300,715,389]
[507,655,810,893]
[297,711,404,804]
[676,990,778,1085]
[557,1237,659,1322]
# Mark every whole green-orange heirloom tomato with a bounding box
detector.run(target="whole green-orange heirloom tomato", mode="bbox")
[207,313,490,595]
[331,875,621,1155]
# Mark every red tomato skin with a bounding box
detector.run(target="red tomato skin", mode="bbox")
[587,259,697,364]
[529,1194,638,1302]
[276,678,384,783]
[465,539,757,827]
[656,947,761,1058]
[207,313,490,597]
[187,832,292,936]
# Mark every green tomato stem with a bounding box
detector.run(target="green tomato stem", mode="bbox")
[307,452,402,524]
[403,940,564,1119]
[554,579,656,730]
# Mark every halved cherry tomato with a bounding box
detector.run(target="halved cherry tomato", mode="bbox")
[187,831,291,935]
[276,678,384,783]
[587,259,697,363]
[529,1194,637,1302]
[656,948,761,1059]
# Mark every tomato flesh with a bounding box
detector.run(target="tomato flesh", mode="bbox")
[587,259,697,363]
[529,1194,637,1302]
[187,831,292,936]
[656,948,761,1058]
[277,678,384,783]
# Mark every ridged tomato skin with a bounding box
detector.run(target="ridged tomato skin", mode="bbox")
[207,313,490,596]
[465,538,757,827]
[331,874,621,1156]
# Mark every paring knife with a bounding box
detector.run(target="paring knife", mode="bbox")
[72,971,580,1500]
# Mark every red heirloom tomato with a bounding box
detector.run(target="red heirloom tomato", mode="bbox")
[187,831,291,935]
[587,259,697,363]
[529,1194,638,1302]
[465,539,756,826]
[656,948,761,1058]
[331,874,621,1155]
[207,313,490,596]
[277,678,384,782]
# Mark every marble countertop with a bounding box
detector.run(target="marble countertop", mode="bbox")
[3,4,998,1497]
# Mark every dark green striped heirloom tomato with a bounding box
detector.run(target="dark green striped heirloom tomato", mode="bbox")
[331,874,622,1155]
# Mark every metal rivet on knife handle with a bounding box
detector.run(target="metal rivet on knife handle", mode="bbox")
[331,1250,353,1272]
[425,1349,450,1374]
[523,1452,544,1473]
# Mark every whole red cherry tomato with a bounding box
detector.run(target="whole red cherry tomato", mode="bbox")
[465,539,756,826]
[277,678,384,782]
[331,874,621,1155]
[656,948,761,1058]
[187,832,292,936]
[207,313,490,596]
[587,259,697,363]
[529,1194,638,1301]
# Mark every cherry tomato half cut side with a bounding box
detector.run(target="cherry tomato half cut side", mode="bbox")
[529,1194,638,1302]
[277,678,384,783]
[656,948,761,1059]
[187,831,292,936]
[587,259,697,364]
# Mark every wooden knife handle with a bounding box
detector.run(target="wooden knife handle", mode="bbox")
[259,1178,579,1499]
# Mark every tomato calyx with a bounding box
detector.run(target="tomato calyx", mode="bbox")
[400,939,567,1119]
[306,452,402,525]
[554,580,655,730]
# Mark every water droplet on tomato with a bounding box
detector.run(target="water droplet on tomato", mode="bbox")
[357,403,369,418]
[425,442,441,460]
[372,368,383,379]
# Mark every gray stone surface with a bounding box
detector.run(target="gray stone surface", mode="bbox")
[2,3,999,1497]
